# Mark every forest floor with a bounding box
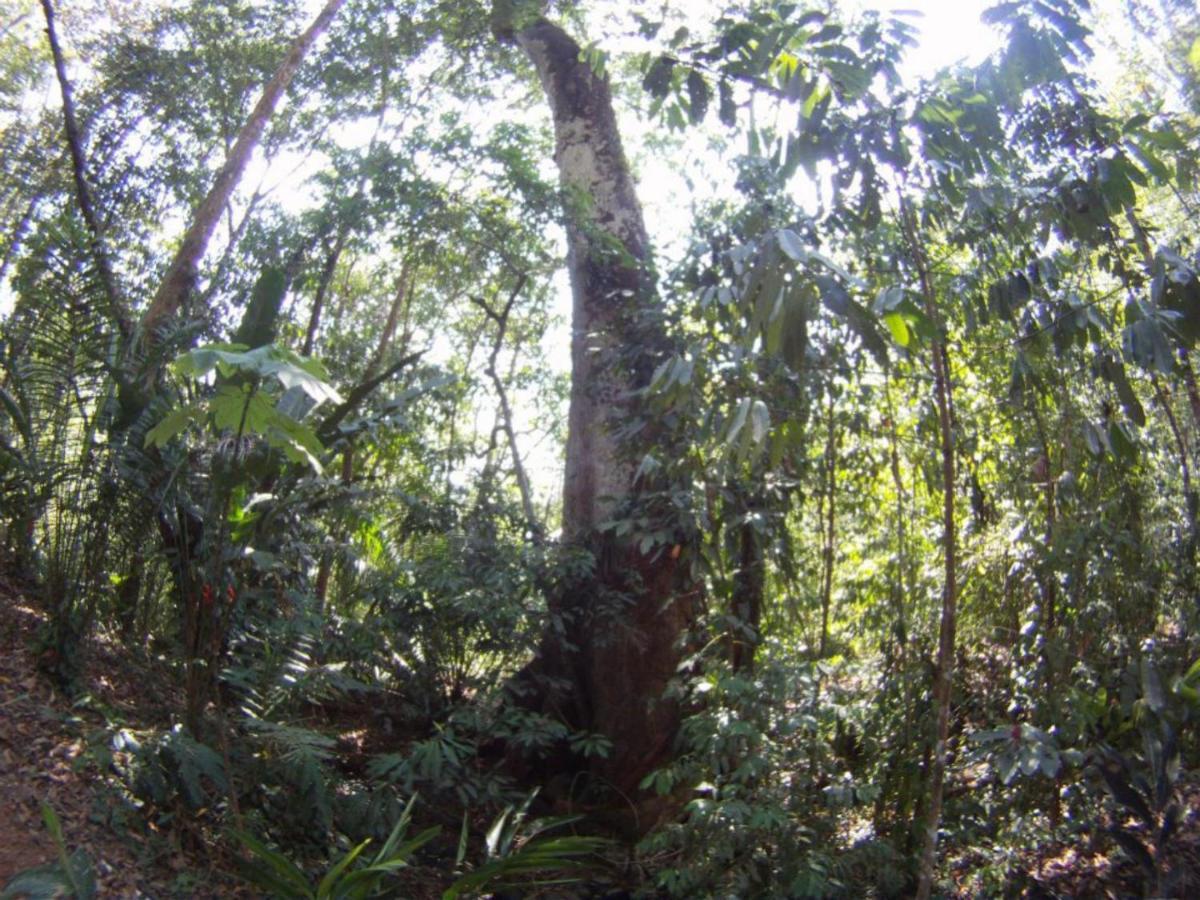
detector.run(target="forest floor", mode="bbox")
[0,577,251,898]
[3,576,1200,898]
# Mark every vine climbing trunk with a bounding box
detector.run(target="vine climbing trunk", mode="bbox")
[493,8,696,834]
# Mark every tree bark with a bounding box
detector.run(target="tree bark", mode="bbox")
[363,261,415,382]
[302,230,347,357]
[818,391,838,658]
[903,202,960,900]
[141,0,347,337]
[728,490,763,673]
[495,12,695,834]
[40,0,130,339]
[471,276,541,536]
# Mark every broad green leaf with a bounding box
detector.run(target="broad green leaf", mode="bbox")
[883,312,910,346]
[718,78,737,126]
[726,398,752,446]
[1108,420,1138,462]
[144,403,200,447]
[1102,356,1147,427]
[0,866,76,900]
[175,344,342,406]
[315,839,371,898]
[642,55,675,99]
[229,830,312,896]
[211,384,256,433]
[801,80,829,119]
[776,228,808,262]
[817,277,888,365]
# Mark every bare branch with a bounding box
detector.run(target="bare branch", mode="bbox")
[470,274,542,538]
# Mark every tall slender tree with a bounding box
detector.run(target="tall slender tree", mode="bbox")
[141,0,347,338]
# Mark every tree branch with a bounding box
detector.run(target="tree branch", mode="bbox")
[317,351,424,441]
[141,0,348,338]
[470,274,542,538]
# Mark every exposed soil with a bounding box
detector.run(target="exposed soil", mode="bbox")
[0,580,247,898]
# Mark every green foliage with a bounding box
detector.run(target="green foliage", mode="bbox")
[443,791,612,899]
[1,0,1198,895]
[232,791,609,899]
[127,726,230,812]
[232,795,438,899]
[1088,655,1197,896]
[145,342,339,471]
[639,646,902,897]
[0,804,96,900]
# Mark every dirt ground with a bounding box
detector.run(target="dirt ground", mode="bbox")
[0,584,245,898]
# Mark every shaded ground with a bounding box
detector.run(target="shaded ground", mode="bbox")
[0,580,248,898]
[3,576,1200,898]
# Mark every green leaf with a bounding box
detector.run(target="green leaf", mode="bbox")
[315,839,371,899]
[269,410,327,473]
[229,829,312,898]
[718,79,737,127]
[1125,140,1172,184]
[1108,420,1138,462]
[1108,827,1155,875]
[817,277,889,365]
[1103,358,1146,427]
[1037,749,1060,778]
[175,345,342,406]
[0,386,30,441]
[726,398,751,446]
[642,55,675,99]
[1,866,76,900]
[1098,757,1154,825]
[776,228,808,262]
[144,403,200,447]
[1183,657,1200,685]
[883,312,910,347]
[801,80,829,119]
[210,384,255,433]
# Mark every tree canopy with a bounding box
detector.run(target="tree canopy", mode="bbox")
[1,0,1199,896]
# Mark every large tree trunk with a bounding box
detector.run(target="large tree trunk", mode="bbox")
[495,13,695,834]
